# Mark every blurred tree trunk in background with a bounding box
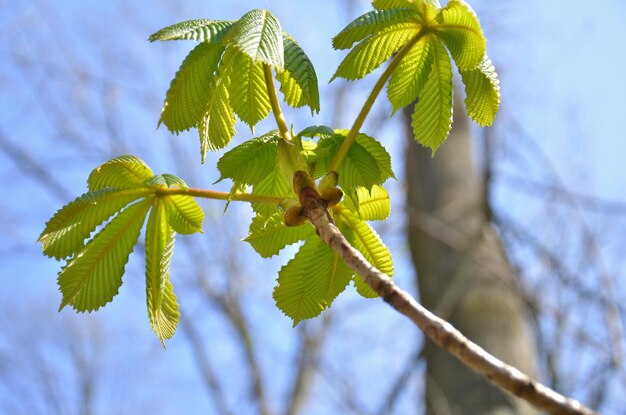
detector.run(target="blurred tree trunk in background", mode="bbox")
[404,95,538,414]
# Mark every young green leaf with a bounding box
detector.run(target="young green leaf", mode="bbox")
[165,195,204,234]
[198,77,237,161]
[225,51,272,127]
[251,171,292,217]
[145,199,180,346]
[460,56,500,126]
[332,8,416,50]
[372,0,442,10]
[332,23,420,81]
[314,131,394,189]
[88,155,154,191]
[433,0,485,71]
[273,236,352,325]
[335,207,393,298]
[58,198,152,312]
[217,131,280,185]
[159,42,224,134]
[342,185,391,221]
[387,34,433,113]
[39,188,151,260]
[298,125,334,139]
[244,212,315,258]
[276,35,320,114]
[149,19,234,43]
[225,9,284,69]
[411,37,453,152]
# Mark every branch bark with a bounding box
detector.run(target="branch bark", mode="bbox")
[301,197,598,415]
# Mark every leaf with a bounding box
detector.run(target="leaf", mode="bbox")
[411,37,453,152]
[335,207,393,298]
[460,56,500,126]
[88,155,153,191]
[342,185,391,221]
[58,198,152,312]
[217,131,280,185]
[314,131,394,190]
[276,35,320,114]
[387,34,433,113]
[434,0,485,70]
[373,0,441,10]
[145,199,180,346]
[145,174,188,189]
[244,212,315,258]
[333,8,416,50]
[273,236,352,325]
[251,171,292,217]
[39,188,150,260]
[332,23,420,81]
[165,195,204,234]
[159,42,224,133]
[225,51,272,127]
[198,77,237,161]
[225,9,284,68]
[297,125,334,139]
[149,19,234,43]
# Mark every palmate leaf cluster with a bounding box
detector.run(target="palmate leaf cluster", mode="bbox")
[38,156,203,345]
[150,9,320,162]
[333,0,500,152]
[217,127,395,324]
[40,1,500,341]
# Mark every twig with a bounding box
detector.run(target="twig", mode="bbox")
[301,197,598,415]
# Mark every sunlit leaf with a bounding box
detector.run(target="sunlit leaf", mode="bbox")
[217,131,280,185]
[342,185,391,221]
[88,155,153,191]
[225,9,284,68]
[276,35,320,114]
[411,37,453,152]
[460,56,500,126]
[333,8,416,50]
[145,199,180,346]
[244,212,315,258]
[58,198,152,312]
[332,23,420,81]
[159,42,224,133]
[433,0,485,70]
[149,19,234,43]
[273,236,352,325]
[165,195,204,234]
[225,51,272,127]
[335,207,393,298]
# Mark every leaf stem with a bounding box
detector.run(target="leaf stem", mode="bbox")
[263,63,293,143]
[156,187,287,205]
[328,31,426,174]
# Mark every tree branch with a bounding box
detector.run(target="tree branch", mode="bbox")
[301,197,598,415]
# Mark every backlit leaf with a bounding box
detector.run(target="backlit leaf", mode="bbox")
[88,155,153,191]
[251,171,292,217]
[217,131,280,185]
[333,8,416,50]
[460,56,500,126]
[145,199,180,346]
[332,23,420,81]
[335,207,393,298]
[149,19,234,43]
[159,42,224,133]
[434,0,484,70]
[387,34,433,112]
[411,37,453,152]
[342,185,391,221]
[276,35,320,114]
[198,77,237,161]
[58,198,152,312]
[273,236,352,325]
[225,9,284,68]
[244,212,315,258]
[225,51,272,127]
[39,188,150,260]
[166,195,204,234]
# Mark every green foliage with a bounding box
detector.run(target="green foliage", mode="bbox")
[274,236,353,325]
[276,35,320,114]
[334,0,496,151]
[39,156,203,345]
[42,2,500,339]
[411,37,453,152]
[151,9,320,161]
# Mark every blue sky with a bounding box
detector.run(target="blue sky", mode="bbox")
[1,0,626,414]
